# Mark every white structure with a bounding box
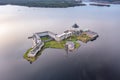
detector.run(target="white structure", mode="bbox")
[55,31,73,41]
[66,41,75,50]
[36,31,56,39]
[28,24,81,57]
[28,33,44,57]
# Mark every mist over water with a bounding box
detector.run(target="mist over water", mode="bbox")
[0,4,120,80]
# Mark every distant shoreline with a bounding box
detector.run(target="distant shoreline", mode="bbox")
[90,1,120,4]
[0,2,86,8]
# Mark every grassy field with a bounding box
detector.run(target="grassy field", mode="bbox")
[44,40,65,49]
[23,48,32,58]
[41,36,50,41]
[23,48,36,62]
[77,33,91,43]
[23,34,93,63]
[44,35,80,49]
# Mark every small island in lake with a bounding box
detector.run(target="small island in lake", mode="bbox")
[24,24,98,63]
[89,3,110,7]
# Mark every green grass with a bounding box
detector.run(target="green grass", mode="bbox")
[23,35,83,63]
[41,36,50,41]
[25,57,36,62]
[67,35,77,41]
[23,48,36,62]
[77,33,91,43]
[44,40,65,49]
[23,34,92,63]
[44,36,80,49]
[23,48,32,58]
[75,42,80,48]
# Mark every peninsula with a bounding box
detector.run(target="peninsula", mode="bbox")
[24,24,98,63]
[89,0,120,4]
[90,3,110,7]
[0,0,86,8]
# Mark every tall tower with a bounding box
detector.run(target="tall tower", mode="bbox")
[72,23,80,32]
[72,23,80,36]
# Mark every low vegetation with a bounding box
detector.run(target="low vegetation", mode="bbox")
[23,48,36,62]
[23,48,32,58]
[77,33,91,43]
[44,39,80,49]
[44,40,65,49]
[24,34,92,63]
[0,0,84,7]
[41,36,50,41]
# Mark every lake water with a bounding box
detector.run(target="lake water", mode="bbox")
[0,4,120,80]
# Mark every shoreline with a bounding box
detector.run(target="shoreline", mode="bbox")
[0,2,86,8]
[23,25,98,63]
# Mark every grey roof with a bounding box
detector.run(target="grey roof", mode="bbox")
[66,41,74,46]
[85,30,97,35]
[72,23,79,28]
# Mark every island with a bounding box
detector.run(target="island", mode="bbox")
[89,0,120,4]
[0,0,86,8]
[89,3,110,7]
[24,24,98,63]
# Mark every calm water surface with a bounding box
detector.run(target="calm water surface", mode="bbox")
[0,4,120,80]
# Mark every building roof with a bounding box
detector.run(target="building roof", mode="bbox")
[72,23,79,28]
[66,41,74,45]
[56,33,66,38]
[66,41,75,50]
[85,30,97,35]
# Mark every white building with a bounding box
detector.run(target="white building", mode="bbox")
[28,24,81,57]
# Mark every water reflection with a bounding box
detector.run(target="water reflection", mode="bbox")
[0,4,120,80]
